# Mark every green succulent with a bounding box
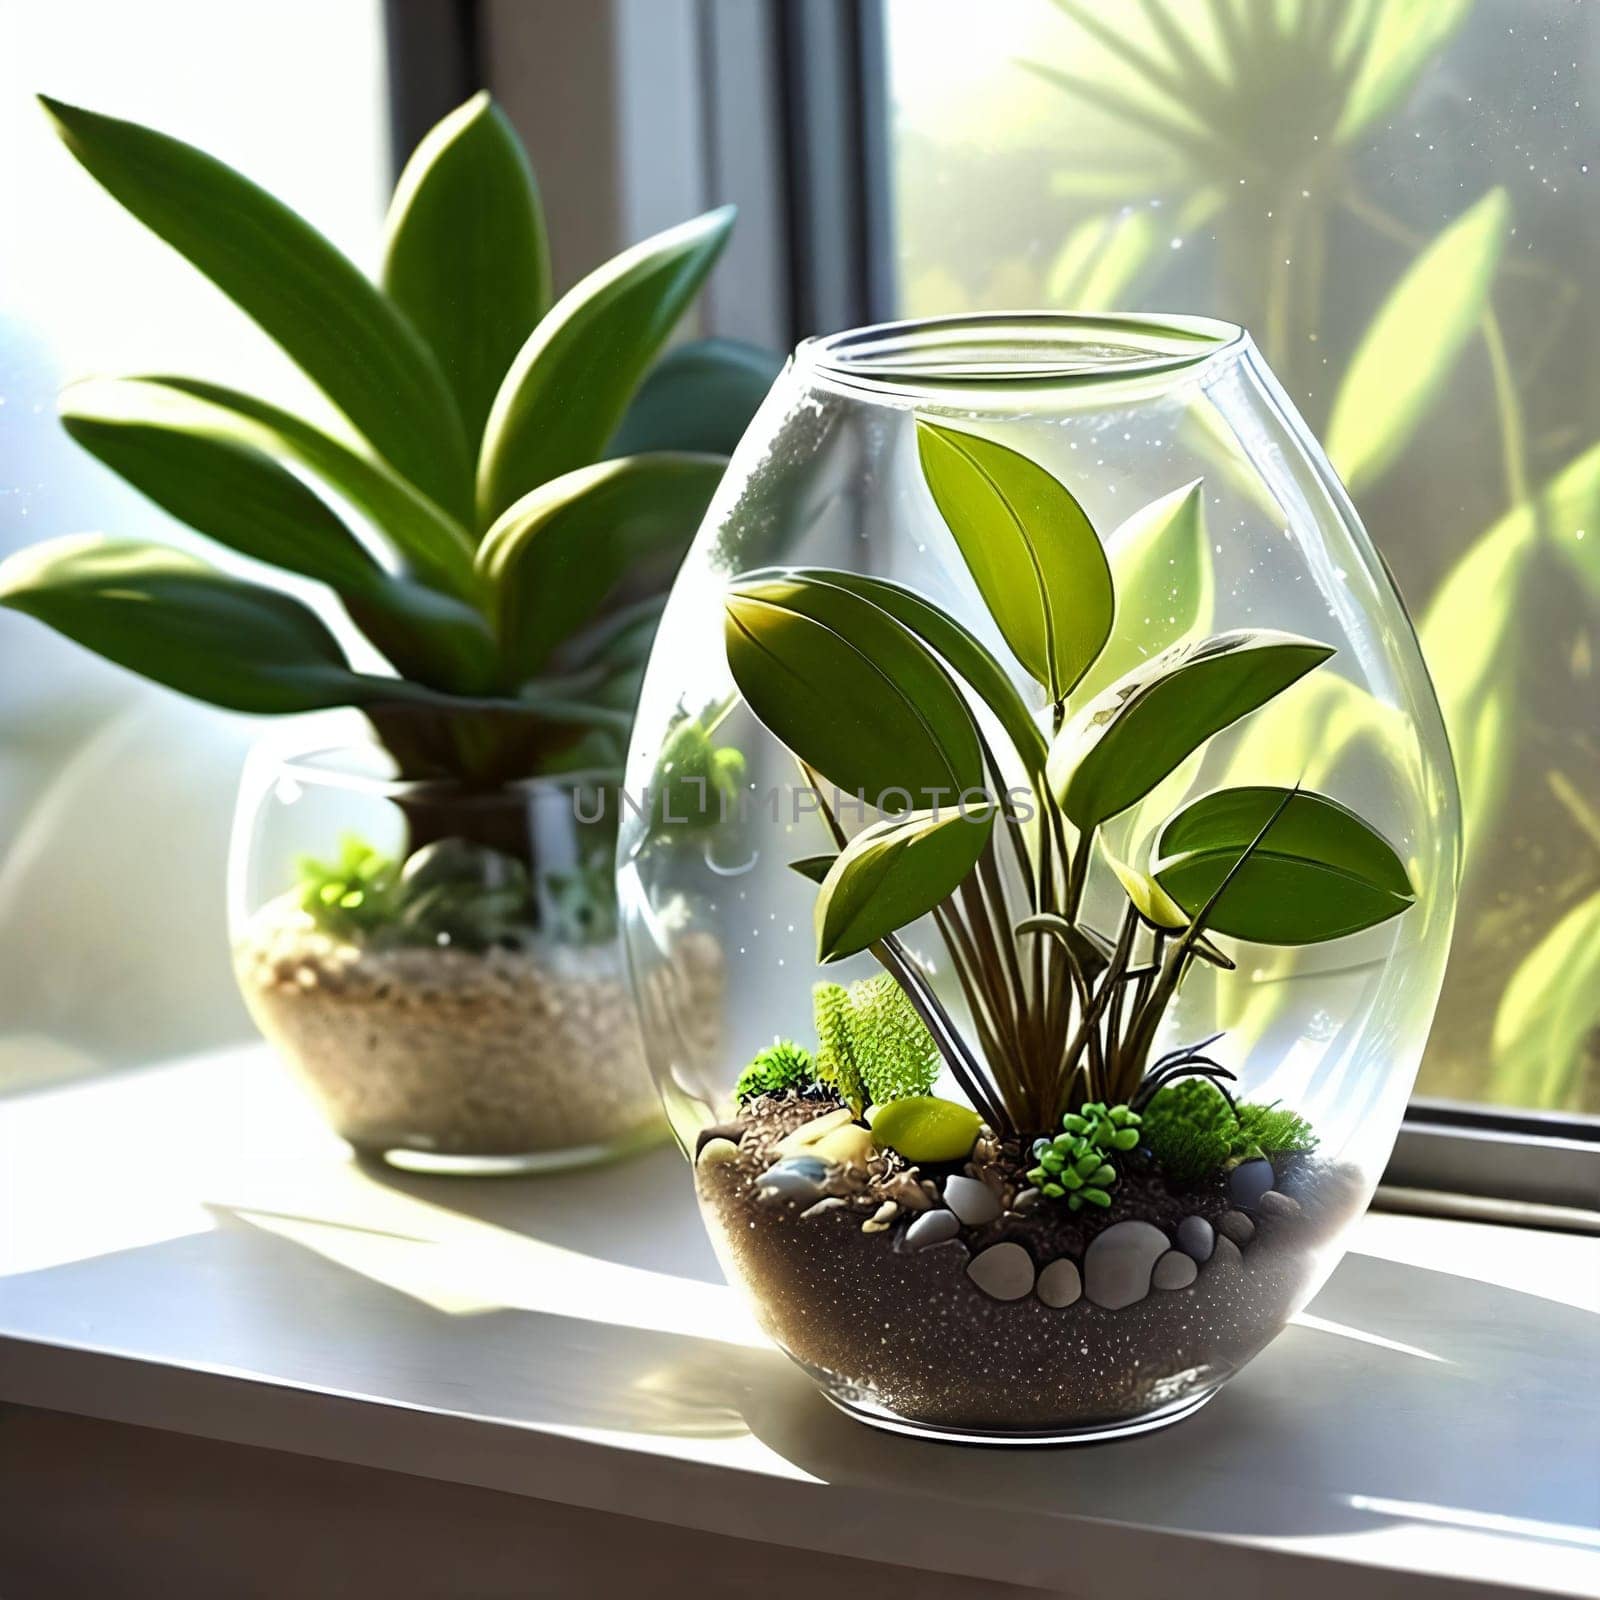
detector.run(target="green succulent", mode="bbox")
[3,93,777,897]
[1028,1101,1140,1210]
[1141,1079,1319,1183]
[734,1040,818,1103]
[298,835,535,952]
[812,974,939,1114]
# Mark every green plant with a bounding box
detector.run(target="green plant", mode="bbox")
[1141,1078,1318,1184]
[1027,1102,1140,1210]
[812,975,940,1114]
[296,834,535,951]
[2,94,776,889]
[734,1040,818,1103]
[726,422,1415,1137]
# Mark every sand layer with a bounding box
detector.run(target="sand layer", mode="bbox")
[699,1094,1365,1434]
[237,900,720,1159]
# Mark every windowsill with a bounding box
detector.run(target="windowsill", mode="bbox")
[2,1049,1596,1599]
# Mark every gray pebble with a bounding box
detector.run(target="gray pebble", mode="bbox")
[1217,1209,1256,1245]
[1011,1187,1042,1214]
[943,1174,1002,1226]
[1036,1256,1083,1308]
[1176,1214,1215,1262]
[755,1159,828,1202]
[1229,1157,1275,1209]
[1258,1189,1303,1220]
[1084,1219,1170,1310]
[1210,1234,1245,1271]
[966,1242,1036,1301]
[1152,1249,1199,1291]
[905,1209,961,1250]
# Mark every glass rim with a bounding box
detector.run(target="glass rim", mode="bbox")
[796,311,1248,401]
[257,738,617,804]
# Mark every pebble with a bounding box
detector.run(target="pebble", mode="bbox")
[943,1174,1002,1226]
[755,1158,829,1202]
[1011,1188,1042,1215]
[1152,1249,1198,1291]
[1258,1189,1303,1220]
[862,1201,899,1233]
[776,1107,854,1155]
[1175,1215,1215,1262]
[904,1209,960,1250]
[696,1137,741,1168]
[1036,1256,1082,1308]
[1210,1235,1245,1271]
[1083,1220,1170,1310]
[695,1122,745,1158]
[966,1242,1036,1301]
[800,1197,845,1219]
[1229,1157,1275,1209]
[812,1122,877,1170]
[1217,1209,1256,1245]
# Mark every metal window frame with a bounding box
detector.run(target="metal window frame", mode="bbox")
[383,0,483,176]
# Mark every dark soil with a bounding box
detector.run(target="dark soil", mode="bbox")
[697,1095,1366,1434]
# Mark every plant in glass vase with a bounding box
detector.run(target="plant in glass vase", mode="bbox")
[0,93,773,1168]
[699,418,1418,1436]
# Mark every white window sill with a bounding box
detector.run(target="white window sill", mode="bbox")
[2,1049,1596,1599]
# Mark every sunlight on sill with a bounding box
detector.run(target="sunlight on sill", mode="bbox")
[1289,1312,1449,1363]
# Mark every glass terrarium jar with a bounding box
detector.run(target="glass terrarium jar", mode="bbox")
[231,721,719,1173]
[620,313,1460,1442]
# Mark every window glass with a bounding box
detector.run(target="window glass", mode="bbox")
[0,0,389,1086]
[886,0,1599,1115]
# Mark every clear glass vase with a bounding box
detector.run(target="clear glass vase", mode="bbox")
[230,724,716,1173]
[620,314,1460,1441]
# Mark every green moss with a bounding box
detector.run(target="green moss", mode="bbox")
[1141,1078,1318,1182]
[734,1040,818,1103]
[812,976,937,1113]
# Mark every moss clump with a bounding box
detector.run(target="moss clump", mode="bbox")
[813,975,937,1113]
[734,1040,818,1103]
[1142,1078,1319,1183]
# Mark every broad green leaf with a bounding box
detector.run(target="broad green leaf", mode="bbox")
[382,92,551,447]
[1046,211,1156,310]
[916,420,1113,703]
[1051,630,1333,829]
[1491,892,1600,1112]
[60,380,495,693]
[725,576,983,812]
[478,207,735,525]
[1327,189,1509,494]
[478,454,725,683]
[1154,786,1415,944]
[777,568,1048,776]
[146,377,478,597]
[870,1096,981,1163]
[40,96,472,519]
[60,388,380,595]
[608,338,782,458]
[1336,0,1473,143]
[0,536,381,714]
[1073,479,1211,703]
[815,804,993,962]
[1536,438,1600,610]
